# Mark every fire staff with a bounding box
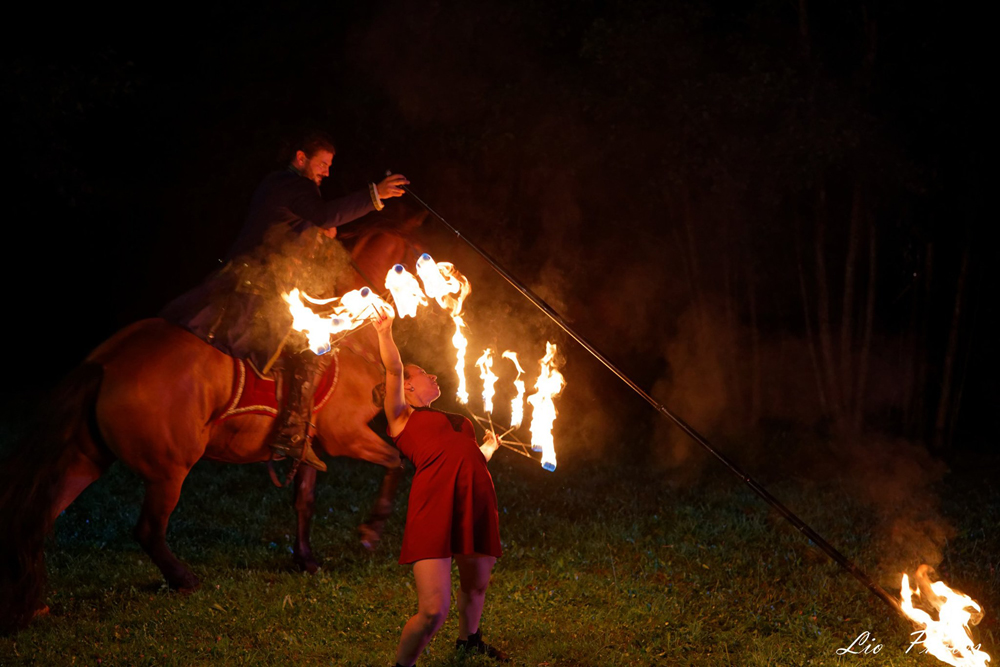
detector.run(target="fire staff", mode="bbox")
[372,305,509,666]
[162,130,408,471]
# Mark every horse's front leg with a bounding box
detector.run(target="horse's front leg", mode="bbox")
[292,465,319,573]
[359,464,404,550]
[133,473,200,592]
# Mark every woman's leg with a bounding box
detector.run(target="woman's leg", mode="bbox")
[454,554,496,640]
[395,557,452,667]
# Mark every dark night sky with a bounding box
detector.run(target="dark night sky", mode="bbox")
[1,1,990,462]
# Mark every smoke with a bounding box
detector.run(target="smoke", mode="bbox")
[648,303,736,479]
[161,226,355,367]
[831,437,952,587]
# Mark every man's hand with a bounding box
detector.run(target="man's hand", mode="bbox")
[372,303,395,334]
[377,173,410,200]
[321,226,337,239]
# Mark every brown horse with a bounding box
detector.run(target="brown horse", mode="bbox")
[0,224,418,633]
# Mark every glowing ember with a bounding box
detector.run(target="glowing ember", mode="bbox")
[476,349,499,414]
[385,264,427,318]
[526,342,565,472]
[283,287,392,354]
[900,565,990,667]
[501,350,526,427]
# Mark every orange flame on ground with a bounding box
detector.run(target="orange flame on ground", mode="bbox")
[385,264,427,318]
[526,342,565,472]
[283,287,391,354]
[900,565,990,667]
[476,348,498,413]
[501,350,526,428]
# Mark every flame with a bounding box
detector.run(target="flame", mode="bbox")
[476,348,499,413]
[900,565,990,666]
[526,342,565,471]
[385,264,427,318]
[283,286,392,354]
[416,253,472,403]
[452,315,470,403]
[501,350,526,427]
[415,253,454,300]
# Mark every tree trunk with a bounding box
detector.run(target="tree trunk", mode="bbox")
[947,273,979,447]
[798,0,811,60]
[747,258,761,427]
[840,184,862,420]
[795,213,829,417]
[854,223,876,431]
[861,3,878,89]
[680,194,706,336]
[910,243,934,443]
[932,236,971,452]
[722,218,745,426]
[672,226,699,327]
[815,186,845,432]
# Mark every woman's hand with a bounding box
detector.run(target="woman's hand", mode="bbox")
[480,430,499,462]
[373,303,395,334]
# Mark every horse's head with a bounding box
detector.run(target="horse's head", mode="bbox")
[337,208,427,293]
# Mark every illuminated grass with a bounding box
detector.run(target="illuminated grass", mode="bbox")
[0,446,996,665]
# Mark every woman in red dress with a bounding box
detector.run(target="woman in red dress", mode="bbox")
[373,306,508,667]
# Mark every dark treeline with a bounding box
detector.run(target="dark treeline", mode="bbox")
[2,0,987,463]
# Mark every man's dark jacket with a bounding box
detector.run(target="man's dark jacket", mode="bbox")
[161,168,376,367]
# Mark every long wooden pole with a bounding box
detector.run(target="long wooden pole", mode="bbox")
[402,183,904,617]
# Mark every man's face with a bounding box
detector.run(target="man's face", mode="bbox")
[299,149,334,186]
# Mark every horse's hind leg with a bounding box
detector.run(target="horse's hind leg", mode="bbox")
[133,474,200,592]
[360,464,404,550]
[292,466,319,573]
[50,431,117,522]
[50,446,115,522]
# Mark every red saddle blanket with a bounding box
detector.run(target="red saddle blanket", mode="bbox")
[215,350,340,423]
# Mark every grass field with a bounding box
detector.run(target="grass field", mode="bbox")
[1,433,997,666]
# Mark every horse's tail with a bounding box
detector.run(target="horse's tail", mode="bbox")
[0,362,104,635]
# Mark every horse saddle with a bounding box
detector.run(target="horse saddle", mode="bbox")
[213,352,340,423]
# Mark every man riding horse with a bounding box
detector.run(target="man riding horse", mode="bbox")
[162,131,409,472]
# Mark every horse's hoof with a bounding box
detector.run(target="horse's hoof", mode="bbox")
[358,523,381,551]
[168,572,201,594]
[293,553,320,574]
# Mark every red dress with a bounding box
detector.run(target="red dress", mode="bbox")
[391,408,503,564]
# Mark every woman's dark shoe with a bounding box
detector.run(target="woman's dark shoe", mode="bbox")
[456,629,510,662]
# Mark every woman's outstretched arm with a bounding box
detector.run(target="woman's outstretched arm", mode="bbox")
[373,305,409,436]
